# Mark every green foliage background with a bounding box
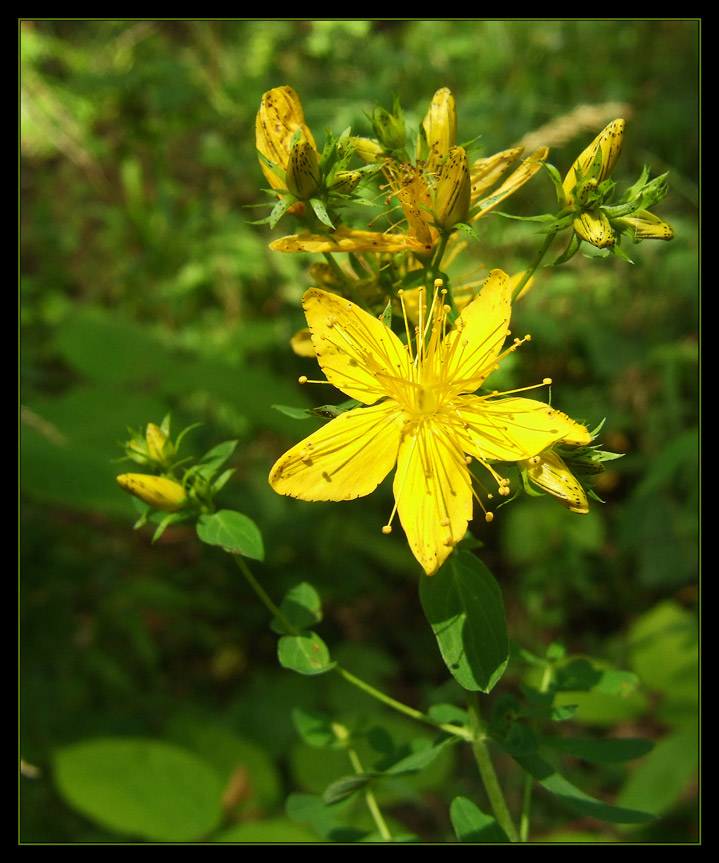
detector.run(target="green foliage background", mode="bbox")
[20,20,699,843]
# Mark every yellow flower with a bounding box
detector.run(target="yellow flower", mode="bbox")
[520,450,589,514]
[269,270,591,575]
[269,225,427,254]
[117,474,188,512]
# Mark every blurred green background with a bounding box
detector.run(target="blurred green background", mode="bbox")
[20,20,698,843]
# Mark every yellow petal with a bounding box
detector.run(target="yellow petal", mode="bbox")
[433,146,471,231]
[573,210,615,248]
[270,226,426,254]
[457,396,592,462]
[394,419,473,575]
[471,147,548,220]
[523,450,589,514]
[303,288,411,405]
[290,328,316,358]
[269,401,402,501]
[442,269,512,391]
[470,147,524,199]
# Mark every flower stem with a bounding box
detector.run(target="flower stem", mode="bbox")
[511,232,555,301]
[466,693,520,843]
[235,555,472,742]
[346,746,393,841]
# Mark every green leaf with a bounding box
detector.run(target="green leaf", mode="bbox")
[272,582,323,634]
[419,551,508,692]
[291,707,341,749]
[382,736,456,776]
[322,774,371,804]
[272,403,314,420]
[515,753,656,824]
[52,737,224,842]
[278,632,335,676]
[543,736,654,763]
[196,509,264,561]
[450,796,510,843]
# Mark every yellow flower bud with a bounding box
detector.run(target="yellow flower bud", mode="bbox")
[351,136,385,164]
[422,87,457,174]
[117,474,188,512]
[255,86,316,190]
[285,140,322,200]
[617,209,675,241]
[145,423,172,464]
[521,451,589,514]
[433,146,471,231]
[329,170,362,195]
[563,118,625,205]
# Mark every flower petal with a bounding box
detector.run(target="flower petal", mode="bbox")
[442,269,512,392]
[456,396,592,462]
[471,147,548,220]
[394,419,474,575]
[269,401,402,501]
[303,288,411,405]
[270,226,426,254]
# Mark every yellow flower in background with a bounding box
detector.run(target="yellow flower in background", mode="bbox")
[269,270,591,575]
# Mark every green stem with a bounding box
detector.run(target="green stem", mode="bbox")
[511,232,555,302]
[235,556,472,742]
[466,694,520,843]
[322,252,372,312]
[346,746,393,841]
[519,658,555,841]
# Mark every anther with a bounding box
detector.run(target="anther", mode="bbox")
[485,512,494,523]
[543,377,552,385]
[298,376,308,384]
[381,525,393,535]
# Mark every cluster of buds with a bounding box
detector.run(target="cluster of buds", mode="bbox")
[117,416,237,540]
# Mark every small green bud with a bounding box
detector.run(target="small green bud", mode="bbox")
[329,170,362,195]
[371,102,406,151]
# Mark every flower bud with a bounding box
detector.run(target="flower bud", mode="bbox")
[285,140,322,200]
[371,103,406,151]
[433,146,471,231]
[616,209,674,241]
[351,136,385,163]
[255,86,316,190]
[563,119,625,205]
[145,422,174,465]
[521,451,589,514]
[423,87,457,174]
[329,170,362,195]
[117,473,188,512]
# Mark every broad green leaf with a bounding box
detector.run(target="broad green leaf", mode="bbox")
[450,796,510,843]
[52,737,224,842]
[543,736,654,763]
[278,632,335,676]
[214,818,322,843]
[272,582,323,634]
[196,509,264,561]
[285,793,368,843]
[419,551,508,692]
[515,753,656,824]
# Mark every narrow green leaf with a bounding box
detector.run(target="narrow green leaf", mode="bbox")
[450,796,510,843]
[322,774,371,805]
[196,510,264,561]
[272,403,313,420]
[278,632,335,676]
[382,736,456,776]
[419,551,508,692]
[515,753,656,824]
[543,736,654,763]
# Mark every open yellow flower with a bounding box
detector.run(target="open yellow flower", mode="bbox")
[269,270,591,575]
